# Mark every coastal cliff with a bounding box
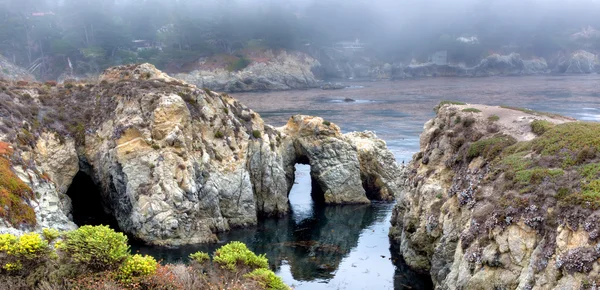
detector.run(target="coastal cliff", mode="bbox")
[0,63,401,246]
[390,102,600,289]
[173,50,320,92]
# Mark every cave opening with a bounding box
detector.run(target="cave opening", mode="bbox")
[66,171,120,230]
[287,163,327,224]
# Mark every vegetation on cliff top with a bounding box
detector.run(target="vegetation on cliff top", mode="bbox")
[0,225,288,290]
[427,104,600,270]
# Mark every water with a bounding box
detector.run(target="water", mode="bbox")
[135,75,600,289]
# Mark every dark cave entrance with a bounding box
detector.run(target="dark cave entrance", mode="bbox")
[66,171,120,229]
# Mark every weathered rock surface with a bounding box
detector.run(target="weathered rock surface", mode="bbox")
[390,103,600,289]
[0,63,401,245]
[173,51,320,92]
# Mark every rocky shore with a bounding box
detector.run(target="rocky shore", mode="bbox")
[0,63,401,246]
[390,102,600,289]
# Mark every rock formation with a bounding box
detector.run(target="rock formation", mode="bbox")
[553,50,600,74]
[390,103,600,289]
[173,51,320,92]
[0,63,401,246]
[395,53,548,79]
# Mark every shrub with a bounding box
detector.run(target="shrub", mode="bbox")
[434,100,466,113]
[530,120,554,136]
[322,120,331,126]
[213,241,268,271]
[214,131,224,139]
[0,156,36,227]
[223,107,229,114]
[226,56,251,72]
[252,130,262,139]
[61,225,130,271]
[531,122,600,156]
[7,233,49,259]
[462,108,481,113]
[244,268,289,290]
[488,115,500,122]
[117,254,158,282]
[467,134,517,160]
[462,117,476,127]
[1,233,50,273]
[42,228,60,242]
[189,251,210,264]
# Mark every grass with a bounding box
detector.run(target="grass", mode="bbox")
[322,120,331,126]
[462,108,482,113]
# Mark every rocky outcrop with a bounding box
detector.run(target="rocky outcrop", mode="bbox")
[173,51,320,92]
[0,63,401,246]
[0,54,35,81]
[395,53,548,79]
[390,103,600,289]
[553,50,600,74]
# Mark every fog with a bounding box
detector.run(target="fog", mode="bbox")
[2,0,600,78]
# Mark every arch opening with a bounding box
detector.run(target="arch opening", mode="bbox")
[66,171,120,230]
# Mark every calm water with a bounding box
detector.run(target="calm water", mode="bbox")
[134,76,600,289]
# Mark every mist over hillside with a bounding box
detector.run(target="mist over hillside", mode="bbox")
[2,0,600,80]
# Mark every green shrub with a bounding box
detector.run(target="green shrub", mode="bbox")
[462,117,476,127]
[530,120,554,136]
[531,122,600,156]
[215,131,224,139]
[60,225,129,271]
[488,115,500,122]
[434,100,466,113]
[117,254,158,282]
[244,268,289,290]
[213,241,268,271]
[0,232,50,272]
[462,108,481,113]
[226,56,251,72]
[322,120,331,126]
[42,228,60,242]
[8,233,49,259]
[252,130,262,139]
[189,251,210,264]
[467,135,517,160]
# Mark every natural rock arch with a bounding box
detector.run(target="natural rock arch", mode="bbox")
[1,64,403,245]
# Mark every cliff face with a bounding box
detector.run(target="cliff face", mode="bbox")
[390,103,600,289]
[396,53,549,79]
[0,64,401,246]
[173,51,320,92]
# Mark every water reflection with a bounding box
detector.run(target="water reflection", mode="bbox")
[132,164,432,289]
